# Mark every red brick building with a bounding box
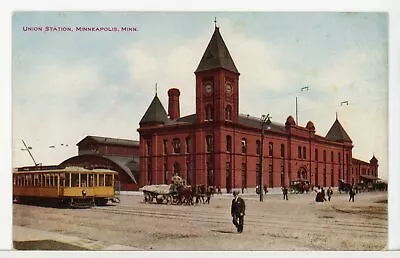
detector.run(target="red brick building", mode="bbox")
[137,26,379,191]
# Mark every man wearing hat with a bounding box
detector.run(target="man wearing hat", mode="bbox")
[231,190,246,233]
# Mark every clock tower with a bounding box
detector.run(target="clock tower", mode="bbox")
[194,26,240,124]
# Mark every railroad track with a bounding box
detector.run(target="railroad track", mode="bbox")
[92,203,387,236]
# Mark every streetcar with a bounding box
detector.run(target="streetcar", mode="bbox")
[13,166,119,208]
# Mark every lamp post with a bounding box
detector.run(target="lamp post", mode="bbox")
[259,114,272,202]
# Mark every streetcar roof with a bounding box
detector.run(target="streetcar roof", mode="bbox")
[13,166,118,174]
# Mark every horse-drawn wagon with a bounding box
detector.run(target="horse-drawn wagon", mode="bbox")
[140,175,214,205]
[140,184,174,204]
[289,179,311,194]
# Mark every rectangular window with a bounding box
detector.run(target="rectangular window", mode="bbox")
[65,173,70,187]
[323,150,326,162]
[338,153,341,164]
[163,140,168,155]
[186,137,191,153]
[331,151,334,163]
[81,174,88,187]
[146,140,152,156]
[256,164,261,185]
[89,174,96,187]
[227,136,232,153]
[206,136,213,153]
[315,149,318,161]
[303,146,306,159]
[173,138,181,154]
[269,164,273,187]
[268,142,273,157]
[71,173,79,187]
[298,146,302,159]
[99,174,105,186]
[280,144,285,157]
[105,174,113,186]
[241,163,247,188]
[256,140,261,155]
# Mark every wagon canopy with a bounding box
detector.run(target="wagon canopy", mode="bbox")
[140,184,172,195]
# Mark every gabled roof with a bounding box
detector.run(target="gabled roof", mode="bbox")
[325,119,352,143]
[139,94,169,126]
[195,27,239,74]
[237,114,286,133]
[77,136,139,147]
[352,158,370,166]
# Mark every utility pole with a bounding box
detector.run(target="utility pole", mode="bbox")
[296,86,310,125]
[259,114,272,202]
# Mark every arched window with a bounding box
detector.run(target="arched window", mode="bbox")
[205,104,214,121]
[226,135,232,152]
[241,138,247,154]
[225,105,232,121]
[269,142,273,156]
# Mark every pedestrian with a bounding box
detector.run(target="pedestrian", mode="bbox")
[315,186,323,202]
[321,187,327,202]
[282,186,289,200]
[349,187,356,202]
[263,185,268,195]
[327,187,333,202]
[231,190,245,233]
[241,186,245,194]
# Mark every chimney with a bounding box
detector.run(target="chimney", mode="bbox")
[168,88,180,120]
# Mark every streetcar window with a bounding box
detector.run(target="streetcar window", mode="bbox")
[99,174,105,187]
[89,174,95,187]
[71,174,79,187]
[81,174,88,187]
[39,174,43,187]
[105,174,112,186]
[34,175,38,186]
[48,175,52,187]
[65,173,70,187]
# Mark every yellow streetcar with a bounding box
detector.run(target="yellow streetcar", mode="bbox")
[13,166,119,208]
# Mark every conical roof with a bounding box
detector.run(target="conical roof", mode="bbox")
[325,119,352,143]
[139,94,168,126]
[195,27,239,74]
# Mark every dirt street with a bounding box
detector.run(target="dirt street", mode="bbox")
[13,191,387,251]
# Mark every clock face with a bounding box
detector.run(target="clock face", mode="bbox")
[225,83,232,95]
[204,83,213,94]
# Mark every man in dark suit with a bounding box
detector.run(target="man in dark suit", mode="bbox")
[231,190,246,233]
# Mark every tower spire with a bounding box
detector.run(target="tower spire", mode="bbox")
[214,17,218,28]
[155,83,158,96]
[336,112,338,120]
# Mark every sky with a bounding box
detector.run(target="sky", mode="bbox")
[11,12,389,180]
[2,0,400,253]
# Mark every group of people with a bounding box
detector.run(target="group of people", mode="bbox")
[230,184,359,233]
[314,186,334,202]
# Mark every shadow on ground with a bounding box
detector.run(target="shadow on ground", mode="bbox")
[13,240,89,250]
[210,229,236,234]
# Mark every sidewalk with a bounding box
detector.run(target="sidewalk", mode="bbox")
[13,225,141,251]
